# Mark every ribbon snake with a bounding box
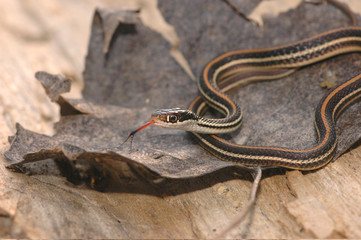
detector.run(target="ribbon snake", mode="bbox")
[129,27,361,170]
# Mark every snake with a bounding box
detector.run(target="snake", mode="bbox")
[128,27,361,170]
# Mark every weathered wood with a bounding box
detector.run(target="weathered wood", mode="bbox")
[0,0,360,238]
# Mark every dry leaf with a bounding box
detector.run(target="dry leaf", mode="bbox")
[5,4,361,191]
[248,0,359,26]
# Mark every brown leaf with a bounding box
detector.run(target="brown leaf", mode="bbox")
[4,2,361,191]
[35,71,71,102]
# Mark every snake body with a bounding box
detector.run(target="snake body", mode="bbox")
[150,27,361,170]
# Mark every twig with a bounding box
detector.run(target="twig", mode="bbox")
[216,167,262,238]
[221,0,251,22]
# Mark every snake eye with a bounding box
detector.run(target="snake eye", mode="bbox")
[168,114,178,123]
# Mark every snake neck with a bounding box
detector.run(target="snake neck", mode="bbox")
[193,109,243,134]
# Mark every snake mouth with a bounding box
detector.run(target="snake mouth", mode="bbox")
[151,116,179,129]
[124,108,198,143]
[150,112,167,124]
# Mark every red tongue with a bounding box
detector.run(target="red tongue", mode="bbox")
[123,120,155,144]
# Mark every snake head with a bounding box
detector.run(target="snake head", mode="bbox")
[151,108,199,131]
[124,108,200,143]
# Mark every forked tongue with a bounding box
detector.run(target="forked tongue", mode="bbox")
[123,120,155,144]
